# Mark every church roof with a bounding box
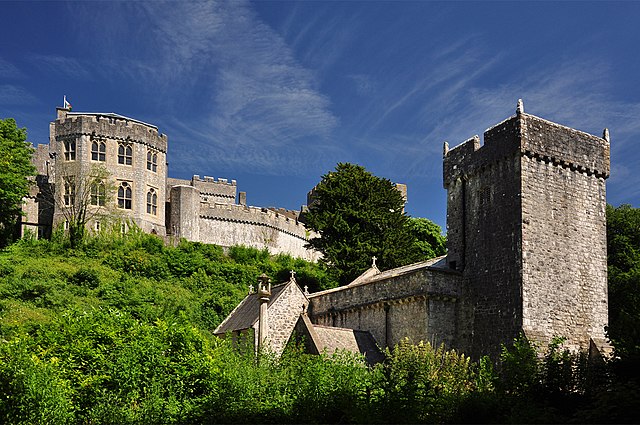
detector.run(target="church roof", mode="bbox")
[309,255,450,298]
[294,314,384,365]
[213,280,292,334]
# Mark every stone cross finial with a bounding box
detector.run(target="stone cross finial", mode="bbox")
[372,256,377,268]
[603,128,610,142]
[304,285,309,295]
[248,284,254,294]
[443,141,449,157]
[516,99,524,115]
[290,270,296,281]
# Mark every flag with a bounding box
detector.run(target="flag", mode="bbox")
[63,95,72,111]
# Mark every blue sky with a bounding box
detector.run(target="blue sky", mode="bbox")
[2,1,639,229]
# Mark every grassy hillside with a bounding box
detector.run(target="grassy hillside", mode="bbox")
[0,227,335,339]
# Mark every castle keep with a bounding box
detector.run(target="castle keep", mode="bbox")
[216,102,610,360]
[22,107,318,261]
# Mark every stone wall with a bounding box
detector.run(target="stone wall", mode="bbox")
[519,115,609,352]
[308,263,460,349]
[443,110,610,358]
[253,282,308,356]
[50,109,168,235]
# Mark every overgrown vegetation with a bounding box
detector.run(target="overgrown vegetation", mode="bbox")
[0,204,639,423]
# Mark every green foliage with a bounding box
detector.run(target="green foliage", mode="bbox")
[304,163,421,285]
[606,204,640,359]
[0,118,36,247]
[407,217,446,260]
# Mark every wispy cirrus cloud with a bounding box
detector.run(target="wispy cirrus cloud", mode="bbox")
[0,85,38,106]
[130,1,339,174]
[0,57,22,79]
[28,54,92,80]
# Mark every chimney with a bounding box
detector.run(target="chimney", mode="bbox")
[257,273,271,351]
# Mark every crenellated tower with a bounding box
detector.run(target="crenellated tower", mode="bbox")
[443,100,610,358]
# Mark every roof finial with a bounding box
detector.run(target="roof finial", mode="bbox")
[372,256,377,268]
[516,99,524,115]
[443,141,449,157]
[603,128,610,142]
[289,270,296,282]
[304,285,309,296]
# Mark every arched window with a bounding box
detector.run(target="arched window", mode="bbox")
[118,143,132,165]
[117,182,132,209]
[146,188,157,215]
[91,141,106,162]
[64,140,76,161]
[90,182,106,206]
[147,150,158,172]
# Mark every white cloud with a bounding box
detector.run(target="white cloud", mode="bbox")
[28,54,92,80]
[0,85,38,106]
[0,58,22,79]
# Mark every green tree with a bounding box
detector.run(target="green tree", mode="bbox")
[0,118,36,247]
[407,217,446,260]
[606,203,640,358]
[304,163,420,285]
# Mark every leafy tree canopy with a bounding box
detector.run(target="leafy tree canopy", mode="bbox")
[304,163,423,285]
[0,118,35,246]
[407,217,446,260]
[606,204,640,358]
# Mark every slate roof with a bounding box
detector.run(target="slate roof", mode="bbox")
[308,255,450,298]
[313,325,384,365]
[214,281,292,334]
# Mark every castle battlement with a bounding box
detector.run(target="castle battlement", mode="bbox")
[53,109,167,153]
[444,111,610,187]
[199,202,310,241]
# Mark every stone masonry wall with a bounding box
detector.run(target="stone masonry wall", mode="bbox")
[308,266,460,349]
[196,203,319,261]
[51,110,168,235]
[444,116,525,358]
[519,115,609,351]
[443,111,610,358]
[252,283,308,356]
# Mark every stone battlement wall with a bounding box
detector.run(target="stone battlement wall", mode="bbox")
[53,110,167,153]
[199,203,311,241]
[168,184,318,261]
[190,174,237,202]
[444,113,609,186]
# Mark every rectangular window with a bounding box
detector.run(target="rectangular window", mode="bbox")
[64,140,76,161]
[90,182,106,206]
[64,177,75,206]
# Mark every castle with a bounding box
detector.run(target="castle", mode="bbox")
[21,107,319,261]
[215,101,611,360]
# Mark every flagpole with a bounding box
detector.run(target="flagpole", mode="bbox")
[63,95,66,109]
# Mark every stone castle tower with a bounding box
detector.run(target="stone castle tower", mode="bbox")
[50,107,168,235]
[443,101,610,357]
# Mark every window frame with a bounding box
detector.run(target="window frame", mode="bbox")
[91,140,106,162]
[118,143,133,165]
[117,181,132,210]
[63,140,76,161]
[146,187,158,215]
[146,150,158,172]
